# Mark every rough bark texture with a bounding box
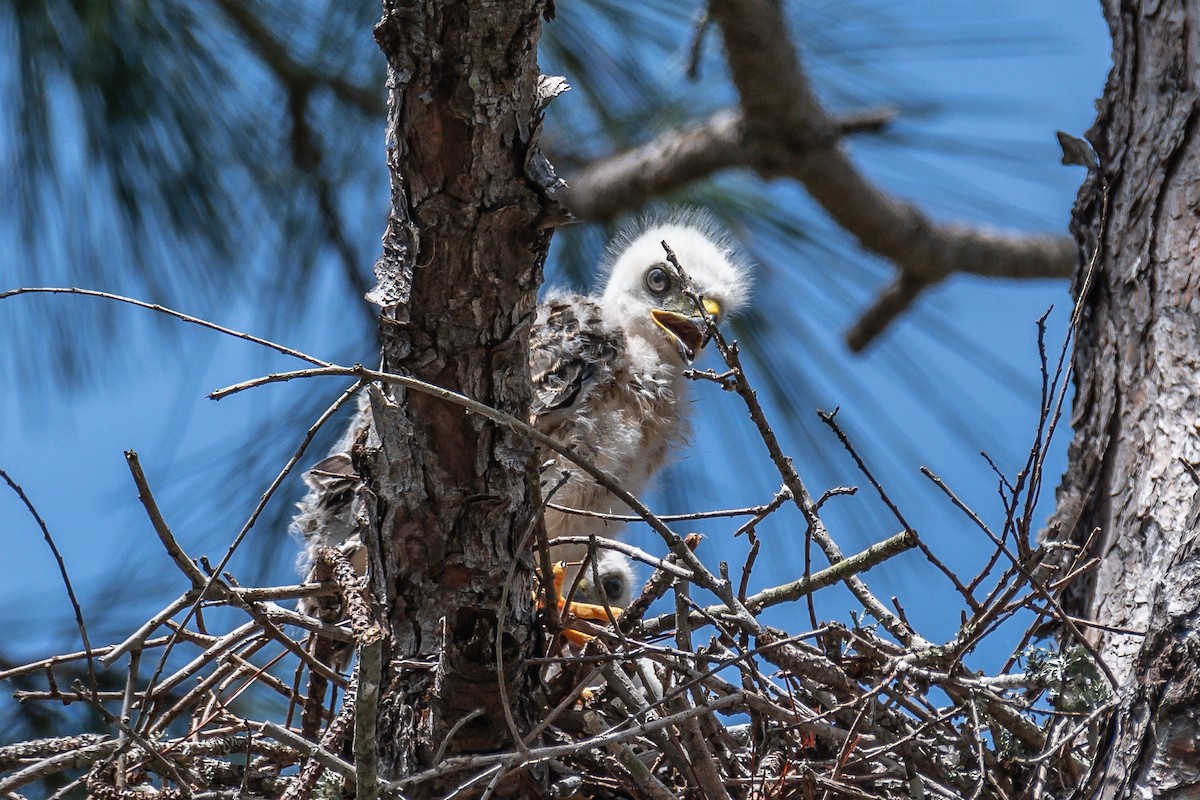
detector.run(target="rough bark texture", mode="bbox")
[366,1,553,793]
[1048,1,1200,795]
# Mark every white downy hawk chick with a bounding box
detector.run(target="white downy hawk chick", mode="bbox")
[534,212,750,574]
[569,548,636,610]
[292,210,750,658]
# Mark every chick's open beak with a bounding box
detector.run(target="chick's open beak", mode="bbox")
[651,298,720,363]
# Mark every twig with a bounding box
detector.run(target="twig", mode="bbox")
[618,533,702,630]
[258,722,356,784]
[666,241,926,648]
[281,677,357,800]
[217,362,760,640]
[546,536,693,580]
[817,410,979,612]
[581,711,678,800]
[102,594,196,668]
[597,653,695,779]
[0,636,174,682]
[0,288,326,366]
[641,530,915,636]
[0,467,96,688]
[388,693,743,790]
[547,499,781,524]
[73,682,195,795]
[734,485,792,537]
[115,649,141,789]
[125,452,209,589]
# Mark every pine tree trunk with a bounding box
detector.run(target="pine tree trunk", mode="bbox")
[1050,1,1200,794]
[366,1,553,793]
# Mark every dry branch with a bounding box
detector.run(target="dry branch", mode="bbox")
[561,0,1075,350]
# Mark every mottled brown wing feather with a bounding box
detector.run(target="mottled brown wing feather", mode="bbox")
[529,297,621,421]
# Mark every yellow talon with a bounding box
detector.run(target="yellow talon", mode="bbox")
[539,560,625,645]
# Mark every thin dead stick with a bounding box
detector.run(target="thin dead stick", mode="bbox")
[281,678,357,800]
[0,637,172,684]
[494,473,579,759]
[618,533,702,630]
[144,622,259,700]
[734,484,792,537]
[150,638,272,735]
[0,287,327,367]
[921,466,1118,689]
[115,649,141,789]
[582,538,692,775]
[2,270,1112,795]
[224,582,330,601]
[817,409,980,612]
[582,710,678,800]
[224,651,301,703]
[532,473,570,640]
[547,498,782,523]
[260,604,357,642]
[1,467,96,688]
[11,689,127,703]
[240,606,350,688]
[73,681,195,795]
[676,696,732,800]
[101,585,334,669]
[518,661,606,746]
[102,593,196,667]
[125,452,209,589]
[258,722,356,783]
[546,536,693,580]
[743,530,915,614]
[596,656,695,778]
[641,530,915,636]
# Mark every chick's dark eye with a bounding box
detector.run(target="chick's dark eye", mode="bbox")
[645,266,671,294]
[602,575,626,600]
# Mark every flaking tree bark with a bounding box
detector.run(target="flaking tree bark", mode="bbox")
[365,1,553,792]
[1049,0,1200,796]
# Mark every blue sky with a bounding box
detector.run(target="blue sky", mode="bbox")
[0,0,1111,719]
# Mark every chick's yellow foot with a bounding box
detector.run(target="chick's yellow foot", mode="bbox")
[537,561,624,646]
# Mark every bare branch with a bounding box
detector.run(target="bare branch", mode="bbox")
[0,467,96,689]
[0,738,117,796]
[641,530,916,636]
[563,111,746,220]
[0,287,328,366]
[705,0,1076,348]
[125,452,209,590]
[563,106,897,222]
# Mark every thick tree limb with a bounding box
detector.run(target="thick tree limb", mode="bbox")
[709,0,1074,350]
[566,0,1074,350]
[564,111,747,220]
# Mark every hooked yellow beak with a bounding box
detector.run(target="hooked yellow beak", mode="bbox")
[651,300,719,363]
